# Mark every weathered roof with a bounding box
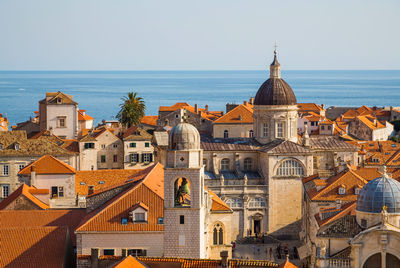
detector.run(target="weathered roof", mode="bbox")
[0,226,69,268]
[39,91,77,105]
[0,184,49,210]
[314,201,356,227]
[0,131,75,156]
[19,155,76,175]
[261,139,311,154]
[201,136,261,151]
[309,136,359,151]
[317,214,361,238]
[153,131,169,147]
[123,126,152,141]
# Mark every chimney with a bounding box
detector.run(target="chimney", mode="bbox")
[164,119,169,126]
[220,251,228,268]
[243,100,248,106]
[91,248,99,268]
[238,115,242,121]
[205,105,209,112]
[195,104,198,114]
[88,186,94,195]
[249,97,254,105]
[321,104,325,109]
[30,165,36,187]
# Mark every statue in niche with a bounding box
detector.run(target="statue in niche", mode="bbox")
[174,178,191,207]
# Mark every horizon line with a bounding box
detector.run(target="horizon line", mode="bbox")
[0,69,400,72]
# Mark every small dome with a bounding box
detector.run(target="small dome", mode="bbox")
[169,122,200,150]
[356,175,400,213]
[254,78,297,105]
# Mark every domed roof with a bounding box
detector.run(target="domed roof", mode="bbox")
[168,122,200,150]
[356,173,400,213]
[254,78,297,105]
[254,50,297,106]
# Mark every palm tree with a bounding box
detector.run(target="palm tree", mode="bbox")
[116,92,146,128]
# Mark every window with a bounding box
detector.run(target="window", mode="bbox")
[113,143,118,148]
[263,123,269,137]
[213,223,224,245]
[130,153,139,163]
[142,153,153,163]
[88,185,94,193]
[19,164,25,171]
[276,123,284,138]
[1,184,10,198]
[135,213,146,222]
[175,114,179,118]
[180,215,185,224]
[225,198,243,208]
[101,144,106,149]
[338,187,346,195]
[355,188,361,195]
[244,158,253,171]
[276,159,304,176]
[100,155,106,163]
[321,125,325,130]
[0,143,3,150]
[328,126,332,130]
[130,142,136,148]
[248,197,266,208]
[103,249,115,256]
[249,130,254,138]
[3,165,9,176]
[14,143,20,150]
[158,217,164,224]
[98,181,105,184]
[221,158,230,171]
[128,249,147,257]
[80,182,86,185]
[57,116,66,128]
[113,155,118,162]
[84,143,94,149]
[361,219,367,228]
[304,122,307,125]
[223,130,229,138]
[56,98,62,104]
[121,218,128,225]
[311,122,315,126]
[58,187,64,197]
[145,142,150,148]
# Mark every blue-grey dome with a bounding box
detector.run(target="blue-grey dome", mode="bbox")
[356,176,400,213]
[168,122,200,150]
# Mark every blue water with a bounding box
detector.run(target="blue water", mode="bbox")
[0,70,399,126]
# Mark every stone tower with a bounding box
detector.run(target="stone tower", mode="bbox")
[163,121,207,258]
[253,50,298,144]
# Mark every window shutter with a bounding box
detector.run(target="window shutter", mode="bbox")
[141,154,144,163]
[150,154,153,162]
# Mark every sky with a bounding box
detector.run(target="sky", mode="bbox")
[0,0,399,70]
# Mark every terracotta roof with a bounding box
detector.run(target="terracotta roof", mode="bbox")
[208,189,232,212]
[159,102,223,121]
[76,164,164,232]
[0,131,75,156]
[314,201,356,227]
[201,136,261,151]
[213,103,253,124]
[0,184,49,210]
[0,210,86,246]
[137,257,223,268]
[141,115,158,127]
[75,168,146,196]
[112,256,148,268]
[19,155,76,175]
[123,126,153,141]
[0,226,68,268]
[357,115,385,130]
[61,139,80,153]
[78,109,94,121]
[278,258,298,268]
[298,103,323,114]
[230,259,278,267]
[159,102,192,112]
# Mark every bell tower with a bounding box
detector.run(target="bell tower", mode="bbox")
[163,121,207,258]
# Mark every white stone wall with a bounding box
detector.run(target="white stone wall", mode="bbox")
[213,124,253,138]
[79,142,98,171]
[96,131,123,169]
[123,140,154,169]
[34,173,76,199]
[46,104,78,139]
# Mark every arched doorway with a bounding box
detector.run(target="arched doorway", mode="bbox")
[363,253,400,268]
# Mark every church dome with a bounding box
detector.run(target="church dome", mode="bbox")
[356,173,400,213]
[254,50,297,106]
[169,122,200,150]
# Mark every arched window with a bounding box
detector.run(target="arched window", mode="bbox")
[225,198,243,208]
[244,158,253,171]
[224,130,229,138]
[174,178,191,207]
[249,130,254,138]
[212,223,224,245]
[248,197,266,208]
[276,159,304,176]
[221,158,230,171]
[263,123,268,137]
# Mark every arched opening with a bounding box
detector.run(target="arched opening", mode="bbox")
[249,130,254,138]
[212,223,224,245]
[174,177,191,207]
[244,158,253,171]
[221,158,230,171]
[225,198,243,208]
[363,253,400,268]
[224,130,229,138]
[276,159,304,176]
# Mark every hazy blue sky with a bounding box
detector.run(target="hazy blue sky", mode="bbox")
[0,0,399,70]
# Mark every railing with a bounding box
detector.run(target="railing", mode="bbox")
[328,258,351,267]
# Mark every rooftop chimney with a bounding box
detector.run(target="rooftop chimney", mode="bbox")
[205,105,209,112]
[249,97,254,105]
[194,104,198,114]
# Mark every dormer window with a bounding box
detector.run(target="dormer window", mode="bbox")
[355,188,361,195]
[57,98,62,104]
[338,187,346,195]
[14,143,20,150]
[129,202,148,223]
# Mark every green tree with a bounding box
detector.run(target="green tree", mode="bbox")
[116,92,146,128]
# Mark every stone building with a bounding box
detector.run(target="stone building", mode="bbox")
[122,126,155,169]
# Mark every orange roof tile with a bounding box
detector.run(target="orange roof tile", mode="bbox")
[0,226,68,268]
[19,155,75,175]
[159,102,223,121]
[278,258,298,268]
[140,115,158,127]
[76,164,164,232]
[78,109,94,121]
[0,184,49,210]
[0,210,87,246]
[112,256,148,268]
[357,115,385,130]
[297,103,323,114]
[208,189,232,212]
[213,103,253,124]
[314,201,356,227]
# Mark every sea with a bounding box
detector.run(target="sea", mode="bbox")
[0,70,400,126]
